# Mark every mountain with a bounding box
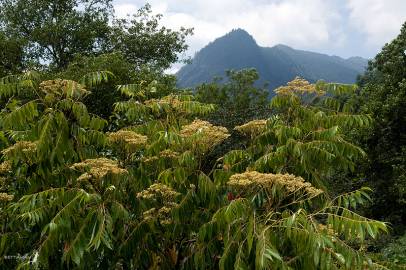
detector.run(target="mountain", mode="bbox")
[176,29,368,91]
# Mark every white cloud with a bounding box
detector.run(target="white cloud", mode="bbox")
[113,0,406,61]
[346,0,406,47]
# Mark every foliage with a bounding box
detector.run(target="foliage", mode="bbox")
[0,2,192,73]
[56,53,133,118]
[194,68,271,173]
[109,3,193,71]
[0,72,389,269]
[357,21,406,226]
[380,234,406,266]
[196,69,268,109]
[224,77,370,188]
[0,31,24,77]
[369,233,406,270]
[0,0,113,70]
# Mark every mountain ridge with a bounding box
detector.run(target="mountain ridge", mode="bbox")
[177,29,368,91]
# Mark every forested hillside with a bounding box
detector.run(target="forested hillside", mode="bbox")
[0,1,405,269]
[177,29,368,91]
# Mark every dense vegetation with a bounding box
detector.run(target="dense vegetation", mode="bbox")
[0,1,405,269]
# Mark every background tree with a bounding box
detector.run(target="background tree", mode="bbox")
[0,1,193,72]
[358,21,406,228]
[0,31,24,77]
[195,68,270,173]
[195,68,269,129]
[56,53,134,118]
[0,0,113,70]
[109,4,193,71]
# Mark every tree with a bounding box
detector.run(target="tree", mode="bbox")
[0,0,113,70]
[195,68,269,129]
[358,21,406,226]
[0,1,193,75]
[56,53,134,118]
[194,68,270,174]
[0,73,388,269]
[109,4,193,71]
[0,31,24,77]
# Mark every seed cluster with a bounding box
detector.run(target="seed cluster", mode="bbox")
[228,171,323,197]
[141,204,178,225]
[137,183,180,225]
[142,156,159,164]
[0,161,12,174]
[2,141,37,164]
[235,119,268,137]
[180,119,230,151]
[0,192,14,202]
[317,223,336,236]
[144,95,182,109]
[108,130,148,148]
[71,158,128,180]
[137,183,180,201]
[40,79,89,99]
[275,77,324,96]
[159,149,179,159]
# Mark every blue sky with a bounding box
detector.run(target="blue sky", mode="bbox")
[113,0,406,65]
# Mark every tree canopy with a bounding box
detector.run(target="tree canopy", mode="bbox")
[0,1,405,268]
[0,72,389,269]
[357,22,406,227]
[0,2,192,72]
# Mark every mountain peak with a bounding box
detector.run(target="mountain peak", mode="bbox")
[217,28,257,45]
[177,30,368,91]
[228,28,251,36]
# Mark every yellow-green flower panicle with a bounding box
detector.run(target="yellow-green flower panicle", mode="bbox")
[235,119,268,137]
[0,192,14,202]
[2,141,38,164]
[180,119,230,153]
[159,149,179,159]
[108,130,148,153]
[137,183,180,225]
[228,171,323,198]
[0,161,12,174]
[40,79,90,101]
[274,77,325,96]
[71,158,128,180]
[136,183,180,202]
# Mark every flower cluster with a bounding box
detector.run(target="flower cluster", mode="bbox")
[0,161,12,174]
[137,183,180,202]
[142,156,159,164]
[0,192,14,202]
[159,149,179,159]
[40,79,89,100]
[71,158,128,180]
[144,95,182,110]
[235,119,268,137]
[180,119,230,152]
[228,171,323,198]
[160,95,184,107]
[108,130,148,151]
[137,183,180,225]
[275,77,324,96]
[317,223,336,236]
[2,141,37,164]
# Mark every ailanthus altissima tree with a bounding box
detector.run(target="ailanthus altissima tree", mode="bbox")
[0,73,389,269]
[182,78,387,270]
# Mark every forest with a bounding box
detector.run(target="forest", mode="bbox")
[0,0,405,269]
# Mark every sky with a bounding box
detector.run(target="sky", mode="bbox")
[113,0,406,71]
